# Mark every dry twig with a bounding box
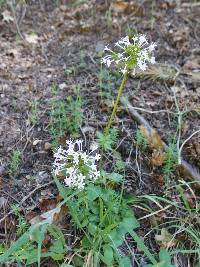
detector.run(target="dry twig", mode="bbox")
[120,96,200,183]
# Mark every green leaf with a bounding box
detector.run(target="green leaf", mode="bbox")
[158,249,175,267]
[102,245,114,265]
[107,172,123,183]
[0,230,30,262]
[109,228,125,247]
[25,249,38,265]
[88,223,97,236]
[87,185,101,201]
[81,236,92,249]
[51,252,64,260]
[120,214,140,232]
[119,256,132,267]
[50,240,65,254]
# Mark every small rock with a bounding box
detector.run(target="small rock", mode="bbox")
[33,139,41,146]
[44,142,52,151]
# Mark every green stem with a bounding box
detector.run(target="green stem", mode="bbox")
[104,72,128,145]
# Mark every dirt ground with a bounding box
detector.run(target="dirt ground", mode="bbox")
[0,0,200,266]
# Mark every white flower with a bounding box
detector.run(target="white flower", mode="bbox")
[52,140,101,190]
[66,167,75,176]
[101,34,157,74]
[148,42,157,52]
[138,34,148,46]
[121,65,128,75]
[150,56,156,64]
[94,153,101,161]
[137,60,147,71]
[90,142,98,152]
[115,36,130,48]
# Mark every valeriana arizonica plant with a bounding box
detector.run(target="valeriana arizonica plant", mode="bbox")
[101,34,157,146]
[53,140,100,190]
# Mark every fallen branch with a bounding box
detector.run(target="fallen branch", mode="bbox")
[120,96,200,183]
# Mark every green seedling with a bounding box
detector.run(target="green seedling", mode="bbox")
[8,150,21,176]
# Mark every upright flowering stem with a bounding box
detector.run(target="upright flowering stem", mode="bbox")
[104,72,127,138]
[101,34,157,155]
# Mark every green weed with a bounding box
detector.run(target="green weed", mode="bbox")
[48,84,83,148]
[12,205,29,237]
[97,128,118,152]
[135,128,148,151]
[163,140,178,181]
[29,99,39,126]
[8,150,21,176]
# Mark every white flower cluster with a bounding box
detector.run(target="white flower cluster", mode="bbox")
[53,140,101,190]
[102,34,157,74]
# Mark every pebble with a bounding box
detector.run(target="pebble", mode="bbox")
[44,142,52,151]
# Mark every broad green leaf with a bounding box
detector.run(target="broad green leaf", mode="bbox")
[50,240,65,254]
[120,215,139,232]
[109,229,125,247]
[88,223,97,236]
[102,245,114,265]
[87,185,101,201]
[81,236,91,249]
[51,252,64,260]
[119,256,132,267]
[107,172,123,183]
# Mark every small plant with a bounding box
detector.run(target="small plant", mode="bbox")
[97,128,118,152]
[115,158,126,173]
[48,85,83,148]
[163,140,178,181]
[65,86,83,137]
[52,140,160,266]
[8,150,21,176]
[12,205,29,237]
[136,128,148,151]
[29,99,39,126]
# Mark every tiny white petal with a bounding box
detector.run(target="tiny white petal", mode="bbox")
[150,56,156,64]
[138,34,148,46]
[148,42,157,52]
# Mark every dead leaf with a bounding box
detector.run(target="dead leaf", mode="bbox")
[155,228,176,248]
[151,149,166,166]
[39,198,58,212]
[2,10,14,23]
[29,203,67,227]
[139,126,164,150]
[183,57,200,71]
[111,1,129,13]
[30,206,61,225]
